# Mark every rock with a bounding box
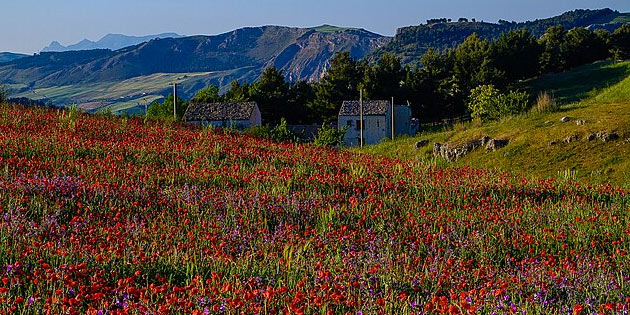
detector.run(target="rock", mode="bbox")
[602,132,619,143]
[544,121,552,124]
[564,135,578,143]
[548,141,557,146]
[480,136,491,147]
[560,117,571,123]
[576,120,585,126]
[586,133,596,141]
[486,139,509,151]
[433,143,442,156]
[415,140,429,149]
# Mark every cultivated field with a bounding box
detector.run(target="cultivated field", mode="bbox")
[1,104,629,313]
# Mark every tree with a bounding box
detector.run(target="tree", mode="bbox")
[287,81,315,124]
[454,33,503,95]
[491,29,541,82]
[223,81,251,103]
[539,26,569,73]
[191,85,221,103]
[146,93,188,120]
[249,67,290,125]
[310,52,362,122]
[360,53,406,100]
[564,27,609,68]
[611,25,630,60]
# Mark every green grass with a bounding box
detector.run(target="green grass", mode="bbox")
[309,25,357,33]
[517,61,630,104]
[361,61,630,187]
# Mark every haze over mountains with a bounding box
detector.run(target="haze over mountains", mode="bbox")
[41,33,183,52]
[1,8,628,113]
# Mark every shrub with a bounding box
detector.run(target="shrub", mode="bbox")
[243,125,272,139]
[270,118,300,143]
[314,124,348,147]
[468,85,529,121]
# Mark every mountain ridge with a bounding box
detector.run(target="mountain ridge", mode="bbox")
[41,33,183,52]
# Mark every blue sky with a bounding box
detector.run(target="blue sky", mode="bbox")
[1,0,629,54]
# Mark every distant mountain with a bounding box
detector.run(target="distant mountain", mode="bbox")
[3,25,390,91]
[0,52,28,63]
[374,8,630,64]
[41,33,183,52]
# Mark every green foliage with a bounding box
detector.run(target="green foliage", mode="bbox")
[611,25,630,60]
[243,125,272,139]
[249,67,290,125]
[269,118,300,143]
[223,81,251,103]
[313,124,348,147]
[490,29,541,81]
[468,85,529,121]
[0,85,7,103]
[361,53,406,100]
[146,94,188,120]
[454,33,503,95]
[539,26,569,73]
[310,52,362,122]
[191,85,221,103]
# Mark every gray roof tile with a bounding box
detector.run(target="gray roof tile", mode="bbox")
[184,102,257,122]
[339,100,390,116]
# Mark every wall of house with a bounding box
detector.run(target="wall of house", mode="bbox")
[394,105,413,136]
[250,106,262,127]
[339,114,389,147]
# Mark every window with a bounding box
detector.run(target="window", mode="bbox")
[355,119,365,131]
[346,120,352,126]
[376,120,380,127]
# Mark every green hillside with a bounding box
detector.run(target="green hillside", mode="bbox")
[360,61,630,187]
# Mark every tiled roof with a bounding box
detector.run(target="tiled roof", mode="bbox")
[339,100,390,116]
[183,102,257,122]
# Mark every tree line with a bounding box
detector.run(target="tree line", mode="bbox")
[147,24,630,125]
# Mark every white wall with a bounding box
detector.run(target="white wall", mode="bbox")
[339,114,389,146]
[250,106,262,127]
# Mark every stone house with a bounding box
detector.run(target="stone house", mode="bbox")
[183,102,262,129]
[338,100,416,147]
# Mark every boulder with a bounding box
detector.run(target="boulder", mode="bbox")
[585,133,596,141]
[560,117,571,123]
[564,135,578,143]
[548,141,557,146]
[415,140,430,149]
[576,120,585,126]
[602,132,619,143]
[480,136,491,147]
[486,139,509,151]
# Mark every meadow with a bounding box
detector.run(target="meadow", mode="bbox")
[1,104,629,314]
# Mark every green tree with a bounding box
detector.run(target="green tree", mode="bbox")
[454,33,503,95]
[490,29,541,82]
[191,85,221,103]
[360,53,406,100]
[539,26,569,73]
[287,81,315,124]
[564,27,610,68]
[611,25,630,60]
[310,52,362,122]
[223,81,251,103]
[249,67,290,125]
[146,94,188,120]
[313,124,348,147]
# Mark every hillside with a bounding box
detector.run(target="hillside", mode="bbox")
[1,25,389,111]
[361,61,630,187]
[1,103,630,313]
[376,8,629,64]
[41,33,184,52]
[0,52,28,63]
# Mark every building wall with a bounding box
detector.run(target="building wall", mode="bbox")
[250,106,262,127]
[394,105,413,136]
[339,114,389,146]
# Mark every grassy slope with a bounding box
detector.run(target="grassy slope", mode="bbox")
[360,61,630,187]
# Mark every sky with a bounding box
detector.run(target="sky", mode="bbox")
[1,0,629,54]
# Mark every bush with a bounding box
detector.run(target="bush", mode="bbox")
[468,85,529,121]
[313,124,347,147]
[270,118,300,143]
[243,125,272,139]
